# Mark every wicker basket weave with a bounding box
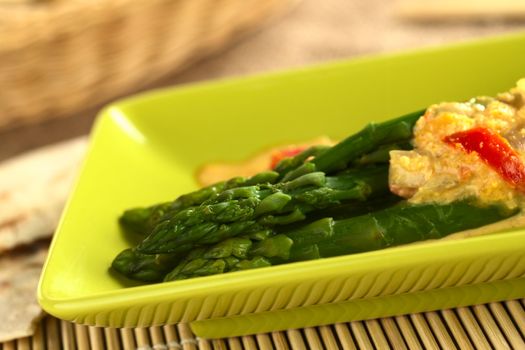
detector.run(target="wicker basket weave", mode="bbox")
[0,0,299,130]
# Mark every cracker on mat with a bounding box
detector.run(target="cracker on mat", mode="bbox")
[0,242,48,342]
[0,136,87,341]
[0,137,87,253]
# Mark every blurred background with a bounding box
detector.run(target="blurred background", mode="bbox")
[2,0,525,160]
[1,0,525,346]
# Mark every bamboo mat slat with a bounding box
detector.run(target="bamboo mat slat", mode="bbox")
[226,337,243,350]
[271,331,289,350]
[425,312,456,349]
[160,325,178,350]
[302,328,323,349]
[103,328,121,350]
[440,310,474,350]
[379,318,407,349]
[285,329,306,350]
[489,302,524,349]
[255,334,273,349]
[240,336,257,350]
[333,323,357,350]
[394,315,422,349]
[349,321,374,349]
[472,304,511,349]
[2,342,15,350]
[2,300,525,350]
[178,324,198,350]
[364,320,389,349]
[410,314,440,349]
[30,320,45,350]
[74,323,91,350]
[507,300,525,336]
[15,339,29,350]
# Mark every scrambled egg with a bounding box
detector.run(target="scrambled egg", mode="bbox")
[390,79,525,210]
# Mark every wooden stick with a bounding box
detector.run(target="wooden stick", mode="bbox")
[505,300,525,334]
[410,314,440,349]
[456,307,492,348]
[333,323,357,350]
[395,315,423,349]
[226,337,243,350]
[302,328,323,349]
[104,328,122,350]
[161,325,180,350]
[31,319,45,350]
[271,331,290,350]
[489,303,525,349]
[473,305,511,349]
[60,321,77,350]
[241,335,258,350]
[440,310,474,350]
[364,320,390,349]
[425,312,457,349]
[380,318,407,350]
[349,322,374,349]
[44,318,61,350]
[88,327,105,350]
[255,333,274,349]
[74,323,90,350]
[119,328,136,350]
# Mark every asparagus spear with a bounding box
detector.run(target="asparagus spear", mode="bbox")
[162,237,275,281]
[310,110,423,174]
[160,200,518,281]
[352,141,412,165]
[110,248,182,282]
[119,110,422,237]
[128,200,519,282]
[135,165,389,254]
[273,145,330,178]
[119,171,280,235]
[120,196,394,282]
[273,110,422,179]
[119,202,172,236]
[293,201,519,258]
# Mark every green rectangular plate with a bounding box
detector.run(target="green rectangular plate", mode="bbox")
[38,31,525,339]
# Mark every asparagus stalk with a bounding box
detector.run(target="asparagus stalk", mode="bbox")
[135,165,389,254]
[160,200,518,281]
[110,248,182,282]
[294,201,519,258]
[119,202,172,236]
[352,141,412,165]
[310,110,423,173]
[122,195,394,282]
[163,237,275,281]
[119,171,280,235]
[119,110,422,237]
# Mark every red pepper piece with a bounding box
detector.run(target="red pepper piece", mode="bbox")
[443,127,525,190]
[270,147,306,169]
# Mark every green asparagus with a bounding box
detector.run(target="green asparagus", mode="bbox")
[292,201,518,258]
[118,109,421,237]
[111,107,519,284]
[111,248,181,282]
[135,165,389,254]
[309,110,423,173]
[119,171,280,235]
[161,200,518,280]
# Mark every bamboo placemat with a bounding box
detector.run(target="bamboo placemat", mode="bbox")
[2,300,524,349]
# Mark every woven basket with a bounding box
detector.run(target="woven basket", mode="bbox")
[0,0,299,130]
